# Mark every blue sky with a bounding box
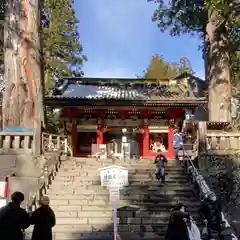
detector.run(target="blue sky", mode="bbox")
[74,0,204,79]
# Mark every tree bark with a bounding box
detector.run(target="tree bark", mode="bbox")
[207,10,231,122]
[3,0,44,131]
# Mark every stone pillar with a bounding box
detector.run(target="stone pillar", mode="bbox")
[71,120,77,156]
[143,119,149,158]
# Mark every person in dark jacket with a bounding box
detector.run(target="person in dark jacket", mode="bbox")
[154,149,168,184]
[0,191,30,240]
[199,192,222,238]
[166,203,190,240]
[30,195,56,240]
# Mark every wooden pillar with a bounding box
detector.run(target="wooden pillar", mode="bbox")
[97,127,103,144]
[143,119,149,158]
[97,118,103,145]
[168,127,174,160]
[167,119,175,160]
[71,120,77,156]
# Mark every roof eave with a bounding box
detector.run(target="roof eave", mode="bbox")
[44,97,207,107]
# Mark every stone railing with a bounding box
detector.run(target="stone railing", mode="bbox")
[182,146,238,239]
[42,132,72,155]
[0,132,33,153]
[206,132,240,151]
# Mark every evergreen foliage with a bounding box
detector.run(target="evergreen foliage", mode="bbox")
[148,0,239,84]
[41,0,87,90]
[148,0,239,121]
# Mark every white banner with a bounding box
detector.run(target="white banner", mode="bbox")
[0,182,6,198]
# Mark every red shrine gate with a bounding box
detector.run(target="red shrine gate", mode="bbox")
[45,77,206,159]
[63,107,184,159]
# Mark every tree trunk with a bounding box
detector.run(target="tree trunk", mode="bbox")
[207,10,231,122]
[3,0,44,131]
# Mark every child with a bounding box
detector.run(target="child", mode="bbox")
[154,149,168,184]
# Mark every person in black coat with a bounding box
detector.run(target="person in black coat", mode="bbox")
[165,203,190,240]
[199,192,222,238]
[0,191,30,240]
[30,195,56,240]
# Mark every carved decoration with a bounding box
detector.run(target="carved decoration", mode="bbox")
[107,114,116,120]
[168,119,175,128]
[97,117,102,126]
[130,114,139,121]
[102,126,109,133]
[82,114,92,120]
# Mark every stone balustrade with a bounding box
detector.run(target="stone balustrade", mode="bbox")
[0,132,33,153]
[0,131,71,155]
[206,132,240,150]
[42,132,71,155]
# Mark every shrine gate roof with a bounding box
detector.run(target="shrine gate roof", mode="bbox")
[45,76,207,107]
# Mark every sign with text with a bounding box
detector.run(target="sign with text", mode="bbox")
[109,188,120,203]
[99,165,128,189]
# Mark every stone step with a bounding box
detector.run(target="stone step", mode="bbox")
[48,187,195,195]
[57,168,187,177]
[25,223,167,233]
[63,158,177,166]
[51,205,200,212]
[49,183,193,190]
[52,215,198,225]
[51,231,164,240]
[47,193,197,201]
[50,199,200,208]
[47,188,195,197]
[50,179,189,187]
[25,232,167,240]
[57,165,186,171]
[53,174,189,181]
[53,210,200,219]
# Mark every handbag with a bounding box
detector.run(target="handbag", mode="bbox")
[188,220,202,240]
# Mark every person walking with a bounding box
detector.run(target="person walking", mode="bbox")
[0,191,30,240]
[154,149,168,184]
[166,203,190,240]
[173,129,183,161]
[199,192,222,239]
[30,195,56,240]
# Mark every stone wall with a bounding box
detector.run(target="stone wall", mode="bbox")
[199,152,240,232]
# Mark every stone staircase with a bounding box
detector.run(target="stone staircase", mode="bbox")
[26,158,202,240]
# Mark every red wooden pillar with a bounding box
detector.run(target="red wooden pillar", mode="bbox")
[97,127,103,144]
[143,125,149,158]
[168,119,175,159]
[71,120,77,156]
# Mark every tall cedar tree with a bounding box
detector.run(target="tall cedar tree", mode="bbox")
[0,0,4,75]
[143,55,193,79]
[148,0,239,122]
[41,0,86,90]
